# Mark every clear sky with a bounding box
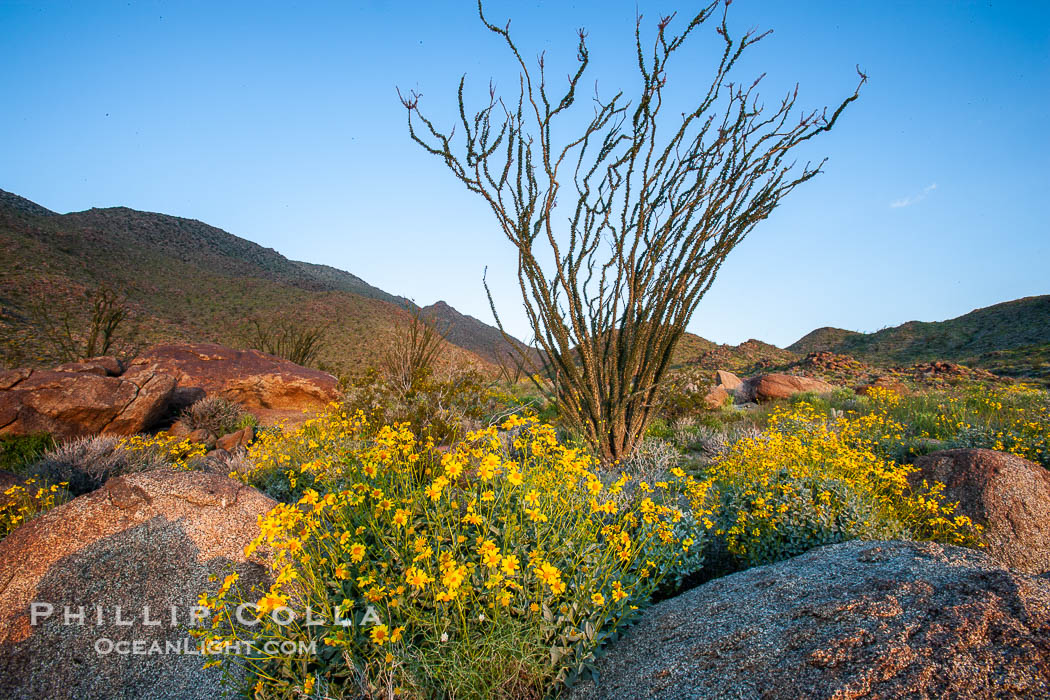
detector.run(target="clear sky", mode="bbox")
[2,1,1047,347]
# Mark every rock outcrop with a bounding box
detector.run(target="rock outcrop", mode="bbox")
[904,360,1004,384]
[570,540,1050,699]
[702,385,730,409]
[129,343,339,424]
[53,356,124,377]
[913,448,1050,573]
[740,373,836,402]
[713,370,742,393]
[0,470,276,700]
[0,364,176,440]
[215,426,253,452]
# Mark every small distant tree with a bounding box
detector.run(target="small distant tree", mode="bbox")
[400,1,864,462]
[243,316,328,367]
[492,339,527,384]
[33,286,136,362]
[382,309,450,398]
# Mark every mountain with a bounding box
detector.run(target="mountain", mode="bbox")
[0,189,521,375]
[788,296,1050,382]
[0,190,56,218]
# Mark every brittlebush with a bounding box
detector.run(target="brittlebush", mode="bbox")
[1,477,67,540]
[201,410,711,698]
[880,383,1050,465]
[708,400,982,568]
[118,433,208,470]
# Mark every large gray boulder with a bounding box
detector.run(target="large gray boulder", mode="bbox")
[0,470,276,699]
[570,540,1050,699]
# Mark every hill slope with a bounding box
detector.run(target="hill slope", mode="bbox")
[0,189,520,375]
[787,297,1050,382]
[420,301,539,369]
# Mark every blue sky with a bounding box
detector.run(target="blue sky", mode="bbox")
[2,1,1047,346]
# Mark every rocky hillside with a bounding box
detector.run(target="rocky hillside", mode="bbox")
[789,296,1050,382]
[420,300,539,369]
[0,189,522,375]
[689,337,799,374]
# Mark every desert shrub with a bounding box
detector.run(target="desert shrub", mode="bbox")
[29,286,140,363]
[25,436,146,495]
[1,477,67,540]
[657,384,710,421]
[690,423,763,461]
[204,412,711,697]
[0,433,55,473]
[381,311,449,398]
[213,448,255,479]
[243,316,328,367]
[706,401,982,569]
[655,367,746,422]
[179,397,252,437]
[619,437,680,481]
[25,434,206,496]
[644,418,672,441]
[237,412,259,430]
[694,405,768,433]
[343,368,518,447]
[667,417,698,449]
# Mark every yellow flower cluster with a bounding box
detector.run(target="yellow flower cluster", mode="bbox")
[859,384,1050,465]
[229,406,390,498]
[118,433,207,470]
[707,401,982,566]
[199,410,706,696]
[1,477,67,539]
[939,386,1044,463]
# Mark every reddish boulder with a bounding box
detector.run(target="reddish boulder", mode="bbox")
[0,369,31,391]
[913,448,1050,573]
[0,470,276,699]
[741,373,836,402]
[129,343,339,425]
[713,370,742,392]
[185,428,215,448]
[0,366,175,440]
[167,419,192,437]
[53,356,124,377]
[703,385,731,409]
[215,426,253,452]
